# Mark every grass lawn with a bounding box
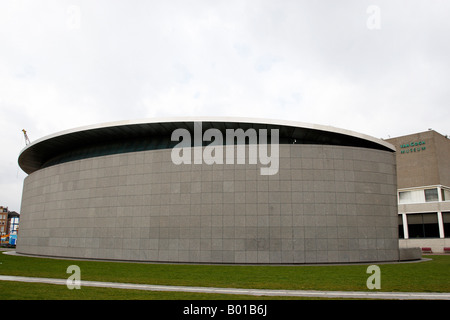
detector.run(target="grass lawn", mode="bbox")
[0,252,449,299]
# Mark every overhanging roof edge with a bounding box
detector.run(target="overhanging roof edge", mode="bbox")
[18,116,396,175]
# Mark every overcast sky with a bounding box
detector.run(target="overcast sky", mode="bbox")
[1,0,449,212]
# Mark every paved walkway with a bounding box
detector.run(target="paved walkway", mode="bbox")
[1,274,450,300]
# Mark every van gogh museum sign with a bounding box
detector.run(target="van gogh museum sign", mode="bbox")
[400,140,426,154]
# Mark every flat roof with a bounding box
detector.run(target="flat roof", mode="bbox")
[18,117,395,174]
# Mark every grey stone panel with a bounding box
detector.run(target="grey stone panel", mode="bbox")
[17,144,399,264]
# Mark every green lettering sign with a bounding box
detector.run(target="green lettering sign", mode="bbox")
[399,141,426,153]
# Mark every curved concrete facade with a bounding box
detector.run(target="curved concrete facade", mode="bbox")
[17,118,399,264]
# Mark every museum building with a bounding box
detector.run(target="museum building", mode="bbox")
[387,130,450,253]
[17,117,401,264]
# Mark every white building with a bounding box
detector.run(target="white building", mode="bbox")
[387,130,450,253]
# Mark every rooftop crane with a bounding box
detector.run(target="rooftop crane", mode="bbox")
[22,129,31,145]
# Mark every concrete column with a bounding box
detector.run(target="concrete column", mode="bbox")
[437,186,443,202]
[402,213,409,239]
[437,211,445,238]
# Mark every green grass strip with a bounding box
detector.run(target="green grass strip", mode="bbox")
[1,252,449,297]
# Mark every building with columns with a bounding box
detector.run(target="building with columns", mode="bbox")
[387,130,450,253]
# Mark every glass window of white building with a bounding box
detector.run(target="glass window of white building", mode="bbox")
[442,188,450,201]
[399,189,424,204]
[407,212,440,238]
[443,212,450,238]
[424,188,439,202]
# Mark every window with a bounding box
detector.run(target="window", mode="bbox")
[442,188,450,201]
[398,190,424,204]
[443,212,450,238]
[424,188,439,202]
[407,213,439,238]
[398,191,410,204]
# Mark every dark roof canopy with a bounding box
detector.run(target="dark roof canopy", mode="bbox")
[18,117,395,174]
